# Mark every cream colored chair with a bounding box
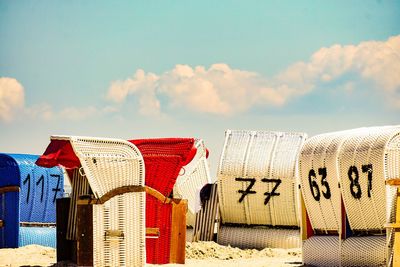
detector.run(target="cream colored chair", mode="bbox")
[299,126,400,267]
[217,130,307,249]
[37,135,146,267]
[173,139,212,227]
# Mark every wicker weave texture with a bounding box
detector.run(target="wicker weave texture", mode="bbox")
[19,227,56,248]
[303,236,340,267]
[338,127,400,231]
[341,236,386,267]
[192,183,219,241]
[54,135,145,199]
[299,130,362,232]
[93,192,146,267]
[218,130,306,226]
[299,126,400,267]
[131,138,196,264]
[49,135,146,266]
[218,226,300,249]
[173,139,212,226]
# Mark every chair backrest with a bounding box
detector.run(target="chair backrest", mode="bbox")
[37,135,146,267]
[218,130,307,226]
[0,153,64,248]
[130,138,196,264]
[173,139,212,226]
[299,125,400,267]
[299,129,363,232]
[338,127,400,232]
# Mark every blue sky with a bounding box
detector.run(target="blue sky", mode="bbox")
[1,0,399,174]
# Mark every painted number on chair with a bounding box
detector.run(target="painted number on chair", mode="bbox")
[308,167,331,201]
[235,177,282,205]
[22,173,62,203]
[348,164,373,199]
[235,178,256,202]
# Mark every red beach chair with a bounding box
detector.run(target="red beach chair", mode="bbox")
[129,138,197,264]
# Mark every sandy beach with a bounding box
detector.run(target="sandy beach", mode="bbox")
[0,241,302,267]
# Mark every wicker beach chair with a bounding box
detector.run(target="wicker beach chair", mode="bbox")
[36,135,146,267]
[217,130,307,249]
[173,139,212,227]
[0,153,64,248]
[299,126,400,267]
[129,138,197,264]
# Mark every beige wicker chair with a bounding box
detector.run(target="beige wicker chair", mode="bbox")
[299,126,400,267]
[37,135,146,267]
[217,130,307,249]
[173,139,212,227]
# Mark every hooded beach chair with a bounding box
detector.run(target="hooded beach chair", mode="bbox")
[299,126,400,267]
[36,135,146,267]
[0,153,64,248]
[129,138,198,264]
[217,130,307,249]
[171,139,215,241]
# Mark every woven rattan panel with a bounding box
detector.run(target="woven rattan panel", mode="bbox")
[19,227,56,248]
[173,139,212,226]
[55,136,145,199]
[218,130,306,226]
[218,225,300,249]
[299,129,362,232]
[385,132,400,266]
[386,185,398,266]
[303,236,340,267]
[338,127,400,231]
[49,136,146,266]
[93,192,146,267]
[131,138,196,264]
[192,183,219,242]
[341,236,386,266]
[299,126,400,267]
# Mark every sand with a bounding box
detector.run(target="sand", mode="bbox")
[0,242,302,267]
[0,245,56,267]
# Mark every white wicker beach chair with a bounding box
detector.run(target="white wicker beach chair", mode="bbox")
[217,130,307,249]
[173,139,212,227]
[299,126,400,267]
[39,135,146,267]
[299,128,365,267]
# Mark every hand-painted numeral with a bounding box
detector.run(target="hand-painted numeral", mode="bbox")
[51,174,62,203]
[348,166,362,199]
[235,177,282,204]
[348,164,373,199]
[261,178,281,205]
[361,164,373,198]
[308,169,321,201]
[36,175,45,202]
[319,167,331,199]
[235,177,256,203]
[308,167,331,201]
[23,174,31,203]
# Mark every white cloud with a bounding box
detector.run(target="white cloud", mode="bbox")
[107,63,291,116]
[26,103,54,121]
[0,78,118,123]
[277,35,400,105]
[0,77,25,122]
[107,36,400,115]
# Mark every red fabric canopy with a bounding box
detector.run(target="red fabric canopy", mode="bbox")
[35,139,80,170]
[129,138,197,264]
